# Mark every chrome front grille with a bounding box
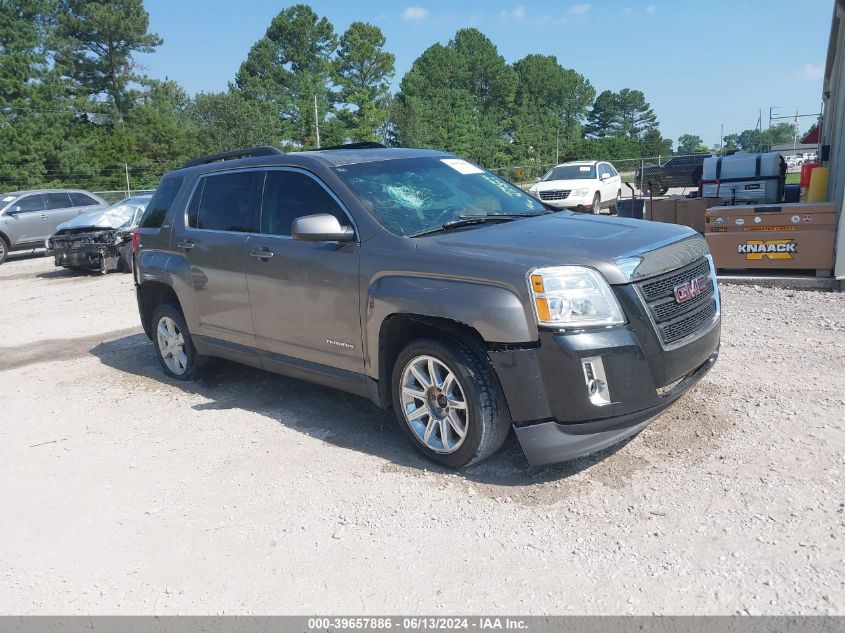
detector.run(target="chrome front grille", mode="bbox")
[637,257,717,346]
[539,190,570,201]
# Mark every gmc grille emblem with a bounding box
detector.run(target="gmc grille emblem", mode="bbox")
[673,275,708,304]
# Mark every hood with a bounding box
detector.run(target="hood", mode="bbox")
[530,179,596,192]
[55,200,148,233]
[419,211,701,285]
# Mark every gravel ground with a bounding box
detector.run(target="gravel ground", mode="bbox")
[0,252,842,615]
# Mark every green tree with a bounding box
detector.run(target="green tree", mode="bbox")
[235,4,337,148]
[125,80,197,181]
[394,28,515,166]
[676,133,708,154]
[511,54,594,164]
[333,22,394,143]
[0,0,71,189]
[187,91,281,155]
[584,90,618,138]
[615,89,658,138]
[763,122,795,147]
[585,88,658,139]
[53,0,162,123]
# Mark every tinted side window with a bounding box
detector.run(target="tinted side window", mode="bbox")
[598,164,608,178]
[607,164,619,177]
[69,192,99,206]
[261,170,347,236]
[140,176,183,229]
[16,194,46,212]
[44,192,72,210]
[191,171,257,232]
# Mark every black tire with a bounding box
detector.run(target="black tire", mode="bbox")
[591,192,601,214]
[0,236,8,265]
[610,190,621,214]
[151,303,203,381]
[391,337,511,469]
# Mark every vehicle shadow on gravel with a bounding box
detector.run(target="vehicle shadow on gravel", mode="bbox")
[91,333,630,487]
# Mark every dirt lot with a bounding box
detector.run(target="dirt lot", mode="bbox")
[1,252,842,615]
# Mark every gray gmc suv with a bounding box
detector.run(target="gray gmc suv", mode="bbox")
[133,145,720,468]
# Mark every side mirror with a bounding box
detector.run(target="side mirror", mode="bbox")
[534,177,541,183]
[291,213,355,242]
[8,205,21,214]
[600,172,610,180]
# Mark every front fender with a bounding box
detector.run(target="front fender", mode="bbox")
[365,274,536,376]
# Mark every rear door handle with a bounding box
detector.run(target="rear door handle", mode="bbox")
[176,241,194,250]
[249,248,274,259]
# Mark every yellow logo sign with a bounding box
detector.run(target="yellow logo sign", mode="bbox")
[738,240,797,260]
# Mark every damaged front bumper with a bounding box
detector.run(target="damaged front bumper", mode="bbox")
[47,229,130,272]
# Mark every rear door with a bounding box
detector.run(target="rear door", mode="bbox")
[42,192,78,236]
[172,169,261,352]
[245,168,364,376]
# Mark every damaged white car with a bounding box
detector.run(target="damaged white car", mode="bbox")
[46,195,152,274]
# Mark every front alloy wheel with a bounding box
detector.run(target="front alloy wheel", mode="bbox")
[400,355,469,454]
[391,337,511,468]
[592,192,601,214]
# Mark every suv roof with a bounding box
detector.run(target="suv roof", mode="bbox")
[1,188,98,197]
[174,144,452,176]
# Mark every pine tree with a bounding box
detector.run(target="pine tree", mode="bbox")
[333,22,394,143]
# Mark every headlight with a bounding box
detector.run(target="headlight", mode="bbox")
[571,188,590,197]
[528,266,625,327]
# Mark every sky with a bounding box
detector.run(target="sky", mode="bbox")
[137,0,833,148]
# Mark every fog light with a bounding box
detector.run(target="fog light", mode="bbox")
[581,356,611,406]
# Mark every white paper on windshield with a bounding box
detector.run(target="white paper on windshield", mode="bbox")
[441,158,484,175]
[579,166,591,171]
[2,196,15,202]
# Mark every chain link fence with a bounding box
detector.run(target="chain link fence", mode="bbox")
[92,189,157,204]
[490,153,711,199]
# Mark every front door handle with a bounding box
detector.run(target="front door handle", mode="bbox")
[249,248,274,259]
[176,241,194,250]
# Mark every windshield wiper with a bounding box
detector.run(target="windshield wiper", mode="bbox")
[408,212,544,238]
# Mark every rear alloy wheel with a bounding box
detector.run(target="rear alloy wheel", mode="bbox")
[591,192,601,214]
[0,237,8,265]
[392,337,510,469]
[152,304,202,380]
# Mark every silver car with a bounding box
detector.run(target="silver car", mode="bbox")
[0,189,108,265]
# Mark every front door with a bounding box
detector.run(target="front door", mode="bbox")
[7,194,47,245]
[598,164,617,202]
[173,169,261,352]
[245,168,363,376]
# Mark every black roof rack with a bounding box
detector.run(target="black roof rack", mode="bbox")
[182,146,283,169]
[317,142,386,151]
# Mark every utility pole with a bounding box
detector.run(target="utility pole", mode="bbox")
[314,95,321,149]
[719,124,724,156]
[124,163,130,197]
